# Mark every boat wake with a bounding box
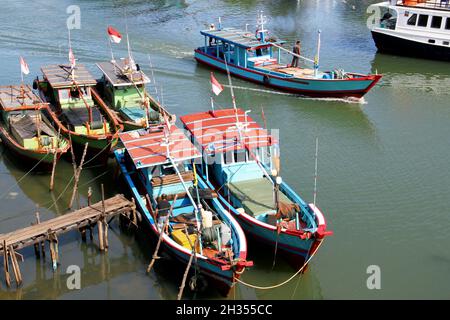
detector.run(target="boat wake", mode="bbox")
[223,85,367,104]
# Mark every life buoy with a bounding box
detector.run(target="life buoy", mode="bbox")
[263,75,270,85]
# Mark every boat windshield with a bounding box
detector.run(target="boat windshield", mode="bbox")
[378,6,398,30]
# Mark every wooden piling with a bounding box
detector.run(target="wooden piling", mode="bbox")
[9,246,22,286]
[3,240,11,288]
[49,150,58,191]
[80,227,87,242]
[104,223,109,250]
[97,220,105,251]
[68,142,89,209]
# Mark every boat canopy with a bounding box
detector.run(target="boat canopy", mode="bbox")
[41,64,97,89]
[119,124,202,169]
[0,85,47,111]
[200,27,284,49]
[180,109,275,155]
[96,60,151,87]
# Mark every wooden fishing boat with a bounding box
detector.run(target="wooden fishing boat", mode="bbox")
[34,64,122,162]
[96,60,173,131]
[195,14,382,99]
[0,85,70,171]
[180,108,333,269]
[114,123,252,296]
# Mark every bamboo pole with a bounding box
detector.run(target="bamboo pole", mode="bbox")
[49,149,58,191]
[147,194,178,273]
[177,229,199,300]
[68,142,89,209]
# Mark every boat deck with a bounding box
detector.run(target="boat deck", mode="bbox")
[260,64,316,78]
[228,177,293,216]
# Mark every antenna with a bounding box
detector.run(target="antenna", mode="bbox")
[313,137,319,206]
[124,8,135,70]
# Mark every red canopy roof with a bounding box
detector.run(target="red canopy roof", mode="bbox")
[180,109,274,154]
[119,124,201,169]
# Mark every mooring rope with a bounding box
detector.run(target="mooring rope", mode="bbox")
[233,240,323,290]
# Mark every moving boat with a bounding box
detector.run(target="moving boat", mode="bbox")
[370,0,450,61]
[195,13,382,98]
[114,123,251,296]
[96,59,173,131]
[0,85,70,171]
[180,108,333,269]
[34,64,122,162]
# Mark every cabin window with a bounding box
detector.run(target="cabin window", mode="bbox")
[417,15,429,27]
[224,150,234,164]
[58,89,69,101]
[431,16,442,29]
[407,14,417,26]
[234,149,246,163]
[446,18,450,30]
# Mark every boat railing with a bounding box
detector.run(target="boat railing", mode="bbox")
[395,0,450,10]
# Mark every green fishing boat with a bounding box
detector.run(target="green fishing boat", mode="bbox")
[0,85,70,171]
[96,59,172,131]
[34,64,122,162]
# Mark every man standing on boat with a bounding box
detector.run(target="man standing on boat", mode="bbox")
[291,40,301,68]
[157,194,171,232]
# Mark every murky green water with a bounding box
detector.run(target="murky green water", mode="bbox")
[0,0,449,299]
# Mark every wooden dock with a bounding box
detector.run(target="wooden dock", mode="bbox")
[0,194,136,288]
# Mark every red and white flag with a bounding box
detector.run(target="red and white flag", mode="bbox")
[19,56,30,75]
[210,72,224,96]
[107,26,122,44]
[69,48,76,68]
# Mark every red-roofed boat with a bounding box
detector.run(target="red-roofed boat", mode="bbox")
[114,124,251,296]
[180,108,333,270]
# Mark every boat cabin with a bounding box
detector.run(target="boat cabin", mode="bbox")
[0,85,60,150]
[97,60,160,125]
[372,1,450,38]
[39,64,110,135]
[198,27,284,69]
[119,124,202,210]
[181,109,318,231]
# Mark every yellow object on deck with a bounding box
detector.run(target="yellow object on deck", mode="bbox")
[171,229,199,252]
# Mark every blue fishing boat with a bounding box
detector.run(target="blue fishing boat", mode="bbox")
[195,13,382,99]
[180,108,333,269]
[114,123,251,296]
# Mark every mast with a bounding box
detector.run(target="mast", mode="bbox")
[313,137,319,206]
[314,30,321,78]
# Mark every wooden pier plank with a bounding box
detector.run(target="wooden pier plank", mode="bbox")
[0,194,134,253]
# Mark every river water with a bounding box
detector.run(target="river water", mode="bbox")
[0,0,449,299]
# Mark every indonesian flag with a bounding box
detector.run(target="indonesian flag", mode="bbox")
[210,72,223,96]
[107,26,122,44]
[20,56,30,75]
[69,48,76,68]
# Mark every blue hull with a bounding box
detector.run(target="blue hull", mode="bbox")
[114,150,248,296]
[195,49,381,98]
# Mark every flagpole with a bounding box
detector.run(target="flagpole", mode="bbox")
[68,28,74,80]
[108,35,115,63]
[223,55,242,141]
